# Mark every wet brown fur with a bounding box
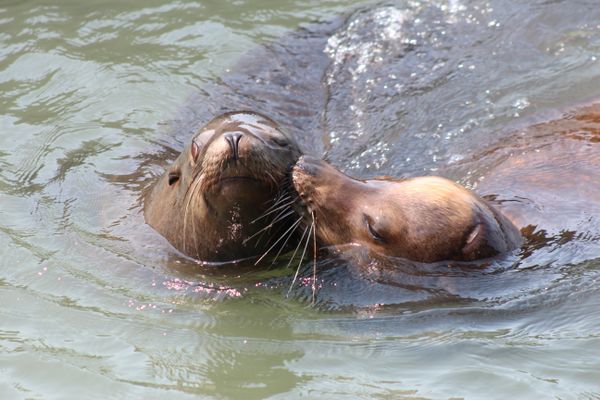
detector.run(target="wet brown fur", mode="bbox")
[292,156,521,263]
[473,102,600,235]
[144,111,301,261]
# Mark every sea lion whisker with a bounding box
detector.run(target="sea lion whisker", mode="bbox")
[269,205,296,227]
[287,222,313,297]
[253,188,285,208]
[271,216,304,265]
[286,225,309,271]
[272,189,292,206]
[251,198,295,224]
[254,209,295,248]
[268,196,291,214]
[254,217,304,266]
[244,209,296,245]
[182,176,203,254]
[272,187,292,206]
[266,191,290,208]
[183,192,196,254]
[261,191,290,212]
[249,187,293,246]
[254,209,297,248]
[182,167,203,200]
[265,170,278,186]
[182,182,195,254]
[191,180,205,252]
[191,189,202,254]
[311,211,317,305]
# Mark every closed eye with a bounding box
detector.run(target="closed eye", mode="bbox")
[364,215,386,243]
[270,137,290,148]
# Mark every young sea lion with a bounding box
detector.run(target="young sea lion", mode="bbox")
[291,155,521,263]
[291,102,600,265]
[144,111,302,262]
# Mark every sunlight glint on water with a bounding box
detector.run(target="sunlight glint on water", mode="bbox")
[1,0,600,399]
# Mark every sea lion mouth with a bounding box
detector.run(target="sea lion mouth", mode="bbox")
[200,158,274,192]
[204,174,274,211]
[207,175,272,199]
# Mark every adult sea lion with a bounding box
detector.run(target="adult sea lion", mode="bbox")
[291,155,521,263]
[144,111,302,262]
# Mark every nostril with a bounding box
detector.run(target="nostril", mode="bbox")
[224,132,243,161]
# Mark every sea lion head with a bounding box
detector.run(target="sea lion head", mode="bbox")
[144,111,302,262]
[291,155,521,263]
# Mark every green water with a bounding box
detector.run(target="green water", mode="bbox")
[1,0,600,399]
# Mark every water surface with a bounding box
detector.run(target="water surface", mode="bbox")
[1,0,600,398]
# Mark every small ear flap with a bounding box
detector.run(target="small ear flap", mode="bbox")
[168,170,180,186]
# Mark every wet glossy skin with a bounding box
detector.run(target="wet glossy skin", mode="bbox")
[473,103,600,246]
[292,156,521,263]
[292,103,600,264]
[144,111,302,261]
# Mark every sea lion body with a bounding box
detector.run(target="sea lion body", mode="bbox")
[290,103,600,264]
[292,156,521,263]
[144,111,301,262]
[474,103,600,241]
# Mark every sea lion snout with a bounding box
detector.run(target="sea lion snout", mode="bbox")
[292,155,339,204]
[293,155,322,177]
[291,156,313,202]
[292,156,364,207]
[204,130,248,165]
[292,155,350,186]
[223,131,243,161]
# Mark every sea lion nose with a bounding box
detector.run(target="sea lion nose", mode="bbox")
[223,132,243,161]
[295,155,321,177]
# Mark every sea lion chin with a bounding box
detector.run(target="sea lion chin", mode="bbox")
[144,111,302,262]
[291,155,521,263]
